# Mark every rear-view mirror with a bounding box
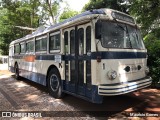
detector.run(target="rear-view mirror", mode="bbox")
[95,20,102,39]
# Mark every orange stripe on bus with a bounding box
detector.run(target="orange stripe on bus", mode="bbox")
[24,55,36,62]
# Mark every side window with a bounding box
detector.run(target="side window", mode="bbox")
[41,38,47,50]
[35,36,47,52]
[15,44,20,54]
[86,26,91,53]
[50,34,60,51]
[70,30,75,55]
[20,43,26,53]
[26,42,29,52]
[64,31,68,54]
[30,41,34,52]
[26,41,34,52]
[86,26,91,89]
[64,31,69,81]
[78,28,84,55]
[70,30,75,83]
[35,40,40,51]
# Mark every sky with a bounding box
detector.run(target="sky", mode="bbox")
[63,0,89,12]
[43,0,90,25]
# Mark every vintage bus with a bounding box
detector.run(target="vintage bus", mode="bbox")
[8,8,152,103]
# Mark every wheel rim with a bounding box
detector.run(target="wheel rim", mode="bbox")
[50,74,59,91]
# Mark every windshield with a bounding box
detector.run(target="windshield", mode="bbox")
[101,21,145,49]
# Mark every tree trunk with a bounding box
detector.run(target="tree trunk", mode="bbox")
[46,0,55,24]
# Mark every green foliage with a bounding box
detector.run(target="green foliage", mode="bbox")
[40,0,63,24]
[144,29,160,87]
[129,0,160,35]
[59,9,79,22]
[0,0,63,55]
[130,0,160,87]
[0,0,40,55]
[83,0,128,13]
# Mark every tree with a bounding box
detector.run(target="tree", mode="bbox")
[144,28,160,87]
[40,0,63,25]
[59,9,79,22]
[2,0,40,28]
[0,0,64,55]
[83,0,130,13]
[0,0,40,55]
[129,0,160,35]
[129,0,160,87]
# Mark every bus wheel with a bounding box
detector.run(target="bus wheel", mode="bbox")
[48,69,63,98]
[15,64,20,80]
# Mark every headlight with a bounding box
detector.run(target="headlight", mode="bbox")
[107,70,117,80]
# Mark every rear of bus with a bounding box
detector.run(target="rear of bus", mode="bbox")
[94,9,152,96]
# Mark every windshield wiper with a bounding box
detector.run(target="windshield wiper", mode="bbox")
[125,24,132,49]
[115,23,133,49]
[116,23,126,31]
[113,19,132,48]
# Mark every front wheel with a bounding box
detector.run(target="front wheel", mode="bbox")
[47,68,64,98]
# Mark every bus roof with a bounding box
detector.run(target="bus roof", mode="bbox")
[46,9,106,31]
[10,8,134,45]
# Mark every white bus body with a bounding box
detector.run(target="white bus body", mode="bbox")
[8,9,152,103]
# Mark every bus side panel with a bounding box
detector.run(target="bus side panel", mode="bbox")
[8,46,15,73]
[23,55,62,86]
[20,68,46,86]
[11,54,63,86]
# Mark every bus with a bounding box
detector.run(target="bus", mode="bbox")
[8,8,152,103]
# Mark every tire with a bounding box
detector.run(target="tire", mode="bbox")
[47,68,64,98]
[15,63,20,80]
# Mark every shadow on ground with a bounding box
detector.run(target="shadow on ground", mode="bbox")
[10,75,156,118]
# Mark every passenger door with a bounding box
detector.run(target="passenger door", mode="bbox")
[63,24,92,97]
[77,24,92,96]
[64,27,76,93]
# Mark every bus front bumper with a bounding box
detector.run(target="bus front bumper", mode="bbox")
[98,77,152,96]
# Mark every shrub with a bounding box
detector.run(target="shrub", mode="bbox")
[144,30,160,88]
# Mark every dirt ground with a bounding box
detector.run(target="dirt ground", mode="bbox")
[0,70,160,120]
[0,70,11,75]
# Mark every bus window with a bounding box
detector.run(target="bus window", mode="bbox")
[15,44,20,54]
[86,26,91,89]
[36,40,40,51]
[78,28,84,86]
[41,38,47,51]
[86,26,91,53]
[64,31,69,81]
[70,30,75,83]
[20,43,26,53]
[70,30,75,55]
[50,34,60,51]
[64,31,68,54]
[78,28,84,55]
[36,37,47,52]
[26,41,34,52]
